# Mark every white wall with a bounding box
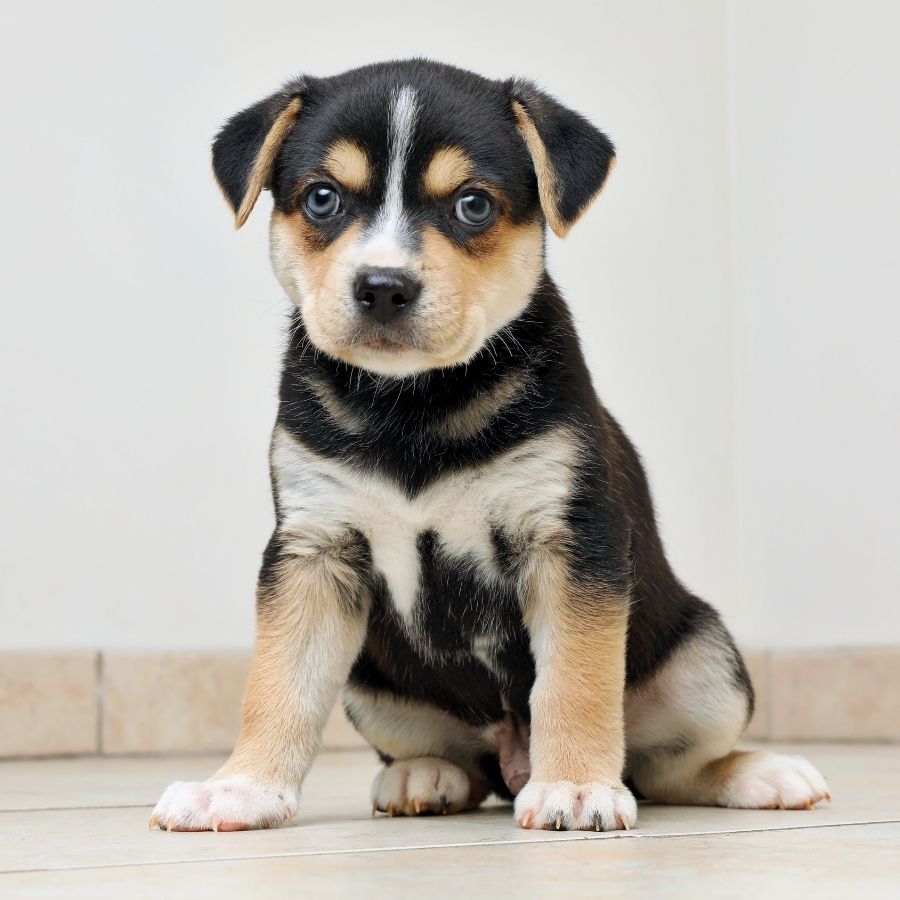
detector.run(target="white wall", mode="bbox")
[727,0,900,647]
[4,0,893,652]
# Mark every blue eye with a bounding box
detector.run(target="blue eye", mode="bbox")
[305,185,341,219]
[454,191,494,228]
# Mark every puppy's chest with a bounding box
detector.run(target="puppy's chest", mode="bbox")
[272,424,578,647]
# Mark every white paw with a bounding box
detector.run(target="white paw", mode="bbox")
[371,757,472,816]
[150,775,298,832]
[721,752,830,810]
[514,779,638,831]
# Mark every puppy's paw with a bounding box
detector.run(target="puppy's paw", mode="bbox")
[371,757,474,816]
[514,779,637,831]
[720,752,830,810]
[150,775,298,832]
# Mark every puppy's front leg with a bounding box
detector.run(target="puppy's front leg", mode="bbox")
[151,531,369,831]
[516,566,636,832]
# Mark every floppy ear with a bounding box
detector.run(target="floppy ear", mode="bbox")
[211,81,306,229]
[510,80,616,238]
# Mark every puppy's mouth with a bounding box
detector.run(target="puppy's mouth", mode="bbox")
[344,322,430,354]
[359,337,410,352]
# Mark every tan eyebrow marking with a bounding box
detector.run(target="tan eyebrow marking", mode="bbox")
[323,138,372,192]
[422,146,474,197]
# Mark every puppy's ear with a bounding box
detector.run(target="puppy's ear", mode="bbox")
[212,81,306,229]
[510,80,616,238]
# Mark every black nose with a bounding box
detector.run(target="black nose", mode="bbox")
[353,268,421,324]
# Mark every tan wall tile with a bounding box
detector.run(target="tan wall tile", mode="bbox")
[101,651,368,754]
[5,646,898,758]
[102,651,250,754]
[0,651,98,757]
[740,648,771,740]
[771,648,900,742]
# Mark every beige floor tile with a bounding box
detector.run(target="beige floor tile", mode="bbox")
[0,744,896,874]
[3,822,898,899]
[101,651,250,754]
[0,755,219,811]
[771,648,900,741]
[0,652,98,757]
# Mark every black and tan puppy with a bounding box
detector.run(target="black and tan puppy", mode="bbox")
[152,59,828,833]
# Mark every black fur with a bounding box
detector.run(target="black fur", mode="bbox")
[512,78,617,226]
[217,59,753,777]
[213,83,306,213]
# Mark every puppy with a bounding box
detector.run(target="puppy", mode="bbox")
[151,60,829,833]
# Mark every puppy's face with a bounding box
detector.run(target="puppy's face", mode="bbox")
[213,61,615,376]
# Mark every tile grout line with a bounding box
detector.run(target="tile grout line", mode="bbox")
[2,818,899,876]
[95,651,104,756]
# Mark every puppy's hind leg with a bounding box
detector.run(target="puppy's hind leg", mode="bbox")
[344,684,494,816]
[626,611,830,811]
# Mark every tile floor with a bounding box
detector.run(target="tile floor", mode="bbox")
[1,744,897,897]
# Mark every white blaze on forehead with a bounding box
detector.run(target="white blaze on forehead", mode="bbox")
[359,85,419,268]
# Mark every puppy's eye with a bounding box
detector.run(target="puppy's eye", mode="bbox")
[304,184,342,220]
[454,191,494,228]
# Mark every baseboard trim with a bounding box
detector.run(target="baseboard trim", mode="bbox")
[1,647,897,759]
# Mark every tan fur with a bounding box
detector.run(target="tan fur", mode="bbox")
[232,98,302,229]
[512,100,615,239]
[415,219,543,365]
[502,423,628,784]
[512,101,567,238]
[422,147,473,197]
[213,534,369,791]
[523,553,629,784]
[270,212,363,357]
[323,138,371,192]
[432,370,531,441]
[306,374,367,434]
[270,206,543,377]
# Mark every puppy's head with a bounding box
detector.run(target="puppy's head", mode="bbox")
[213,60,615,376]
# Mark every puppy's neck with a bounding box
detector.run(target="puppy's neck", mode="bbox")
[282,274,564,433]
[275,273,590,492]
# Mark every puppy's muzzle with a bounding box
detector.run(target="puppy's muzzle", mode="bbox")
[353,267,422,325]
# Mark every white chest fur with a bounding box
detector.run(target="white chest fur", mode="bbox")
[270,425,579,619]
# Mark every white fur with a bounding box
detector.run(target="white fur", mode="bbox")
[271,424,579,626]
[514,779,637,832]
[343,684,492,764]
[719,752,830,810]
[625,628,748,759]
[371,757,472,815]
[359,85,418,268]
[150,775,298,831]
